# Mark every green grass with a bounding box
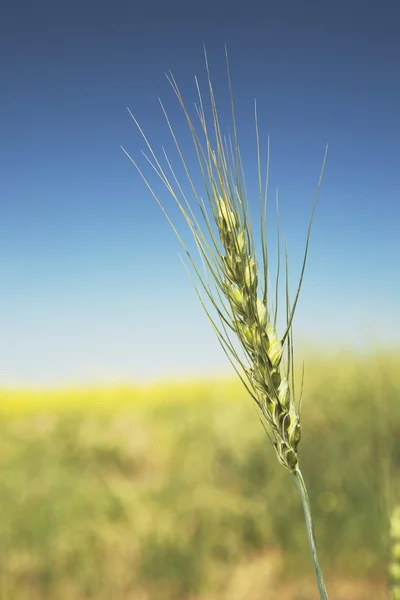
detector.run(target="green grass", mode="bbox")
[0,352,399,599]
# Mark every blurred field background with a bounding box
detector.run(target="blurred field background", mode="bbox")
[0,351,399,600]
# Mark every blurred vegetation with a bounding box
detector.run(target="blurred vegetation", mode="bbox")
[0,352,399,599]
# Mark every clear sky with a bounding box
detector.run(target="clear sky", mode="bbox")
[1,0,399,387]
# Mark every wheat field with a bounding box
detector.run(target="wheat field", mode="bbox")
[0,351,399,599]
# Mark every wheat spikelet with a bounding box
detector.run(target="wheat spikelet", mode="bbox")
[390,505,400,599]
[122,48,326,473]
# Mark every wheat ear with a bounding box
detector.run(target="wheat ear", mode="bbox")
[390,505,400,599]
[122,47,329,599]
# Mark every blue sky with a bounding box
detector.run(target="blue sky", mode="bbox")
[0,0,399,386]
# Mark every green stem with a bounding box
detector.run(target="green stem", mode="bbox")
[292,468,329,599]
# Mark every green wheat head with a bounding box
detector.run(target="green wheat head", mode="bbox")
[122,49,327,473]
[390,505,400,599]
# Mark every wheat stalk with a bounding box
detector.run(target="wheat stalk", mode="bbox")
[122,47,329,599]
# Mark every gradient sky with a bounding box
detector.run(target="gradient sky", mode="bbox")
[1,0,399,387]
